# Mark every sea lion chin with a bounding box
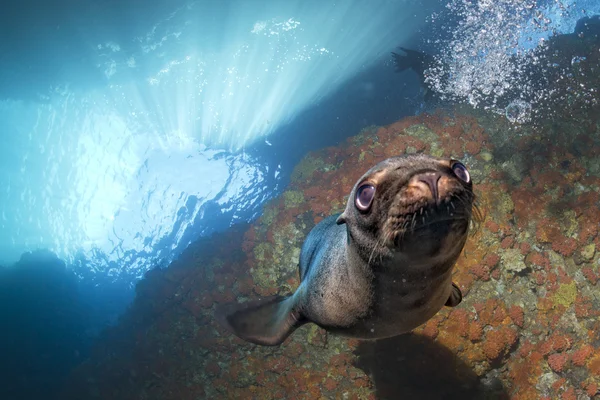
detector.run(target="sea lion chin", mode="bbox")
[216,153,475,346]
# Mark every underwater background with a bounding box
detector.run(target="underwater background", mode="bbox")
[1,0,599,399]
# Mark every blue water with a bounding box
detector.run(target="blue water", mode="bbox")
[0,1,437,397]
[0,0,598,398]
[0,0,442,277]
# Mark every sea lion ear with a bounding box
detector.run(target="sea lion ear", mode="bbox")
[445,282,463,307]
[336,213,347,225]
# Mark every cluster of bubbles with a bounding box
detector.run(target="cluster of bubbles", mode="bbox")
[425,0,597,125]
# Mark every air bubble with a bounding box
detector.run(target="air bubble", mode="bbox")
[505,99,532,124]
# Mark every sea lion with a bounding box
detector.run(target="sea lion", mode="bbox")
[216,154,475,346]
[391,47,440,104]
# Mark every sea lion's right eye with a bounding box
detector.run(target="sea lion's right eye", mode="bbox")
[355,183,376,212]
[451,162,471,183]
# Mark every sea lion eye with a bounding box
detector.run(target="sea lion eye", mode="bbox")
[451,162,470,183]
[355,183,375,211]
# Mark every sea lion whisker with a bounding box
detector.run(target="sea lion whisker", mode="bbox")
[412,215,470,231]
[368,234,386,267]
[447,196,471,215]
[400,221,409,242]
[455,195,478,226]
[393,220,409,244]
[367,238,377,266]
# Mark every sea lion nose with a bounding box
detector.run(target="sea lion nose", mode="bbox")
[417,171,441,203]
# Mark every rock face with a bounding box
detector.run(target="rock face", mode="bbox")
[61,104,600,400]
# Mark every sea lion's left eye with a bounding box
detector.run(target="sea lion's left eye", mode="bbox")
[451,162,470,183]
[355,183,375,212]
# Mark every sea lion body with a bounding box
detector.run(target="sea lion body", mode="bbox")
[296,214,457,339]
[216,154,474,346]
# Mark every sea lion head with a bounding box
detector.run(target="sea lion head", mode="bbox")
[337,154,475,270]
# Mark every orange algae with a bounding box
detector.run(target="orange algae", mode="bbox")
[508,305,525,328]
[60,104,600,400]
[571,345,594,367]
[548,353,569,372]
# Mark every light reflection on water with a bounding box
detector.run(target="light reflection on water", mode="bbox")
[0,0,440,280]
[0,91,273,279]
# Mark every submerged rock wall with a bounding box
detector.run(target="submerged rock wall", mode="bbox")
[64,105,600,400]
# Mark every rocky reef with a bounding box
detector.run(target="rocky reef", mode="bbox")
[61,92,600,399]
[0,250,89,400]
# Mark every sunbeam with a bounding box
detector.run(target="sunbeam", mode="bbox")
[0,0,442,277]
[98,0,441,150]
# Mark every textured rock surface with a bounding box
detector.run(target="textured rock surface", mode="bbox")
[63,105,600,399]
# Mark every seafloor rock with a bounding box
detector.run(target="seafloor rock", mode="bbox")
[63,103,600,399]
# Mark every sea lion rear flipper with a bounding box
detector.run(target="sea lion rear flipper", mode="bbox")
[445,282,463,307]
[215,295,305,346]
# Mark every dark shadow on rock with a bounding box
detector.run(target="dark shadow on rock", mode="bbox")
[354,333,509,400]
[0,250,90,400]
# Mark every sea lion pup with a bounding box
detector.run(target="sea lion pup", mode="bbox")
[216,154,475,346]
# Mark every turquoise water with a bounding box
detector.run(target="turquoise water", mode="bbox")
[1,0,599,399]
[0,0,441,277]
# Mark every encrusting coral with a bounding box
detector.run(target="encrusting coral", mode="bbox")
[60,94,600,399]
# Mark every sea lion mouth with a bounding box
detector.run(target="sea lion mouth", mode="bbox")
[383,191,474,248]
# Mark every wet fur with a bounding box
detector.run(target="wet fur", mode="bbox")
[299,154,474,339]
[217,154,474,345]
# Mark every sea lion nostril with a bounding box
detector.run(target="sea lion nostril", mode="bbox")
[417,172,441,202]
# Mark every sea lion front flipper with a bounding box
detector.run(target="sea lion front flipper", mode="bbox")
[215,295,305,346]
[445,282,463,307]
